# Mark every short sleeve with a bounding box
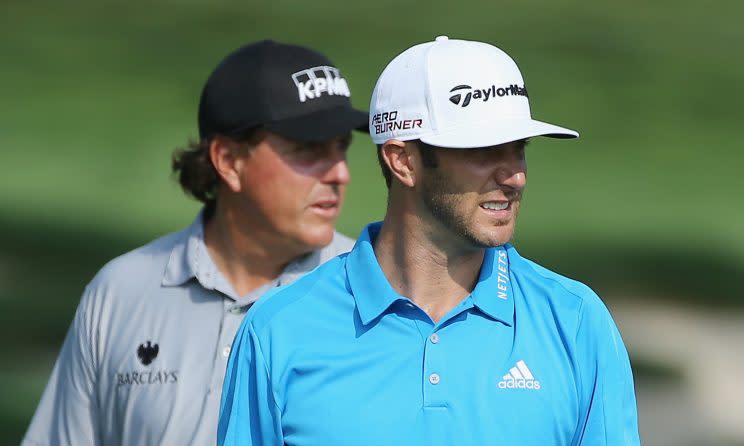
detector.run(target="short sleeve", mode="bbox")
[572,298,642,445]
[218,319,283,446]
[22,287,101,446]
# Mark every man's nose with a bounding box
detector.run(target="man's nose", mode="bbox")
[495,157,527,191]
[321,146,350,185]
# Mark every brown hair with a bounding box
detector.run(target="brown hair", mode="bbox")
[171,128,265,205]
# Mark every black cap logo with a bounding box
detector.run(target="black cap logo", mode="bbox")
[449,83,529,109]
[449,85,472,107]
[291,66,351,103]
[137,341,159,366]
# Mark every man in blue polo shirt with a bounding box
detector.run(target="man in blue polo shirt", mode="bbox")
[219,36,641,446]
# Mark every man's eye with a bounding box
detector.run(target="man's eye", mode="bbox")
[291,145,322,161]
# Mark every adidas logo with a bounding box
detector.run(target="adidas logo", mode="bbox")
[498,360,541,390]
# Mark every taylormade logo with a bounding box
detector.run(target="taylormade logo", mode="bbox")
[449,84,528,107]
[292,66,351,103]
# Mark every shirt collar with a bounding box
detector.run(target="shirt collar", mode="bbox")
[346,222,407,325]
[161,210,231,293]
[346,222,514,326]
[469,243,515,326]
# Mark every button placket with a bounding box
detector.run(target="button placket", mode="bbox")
[423,329,446,406]
[208,300,244,394]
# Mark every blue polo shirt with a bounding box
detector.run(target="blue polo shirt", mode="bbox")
[219,222,641,446]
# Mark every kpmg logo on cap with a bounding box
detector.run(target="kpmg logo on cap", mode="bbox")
[448,83,529,107]
[292,66,351,103]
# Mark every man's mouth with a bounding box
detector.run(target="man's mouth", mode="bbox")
[480,201,510,211]
[310,197,341,217]
[313,202,338,209]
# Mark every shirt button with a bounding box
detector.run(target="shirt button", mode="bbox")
[429,333,440,344]
[222,345,231,358]
[429,373,440,385]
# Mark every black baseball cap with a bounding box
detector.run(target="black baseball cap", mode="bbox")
[198,40,368,142]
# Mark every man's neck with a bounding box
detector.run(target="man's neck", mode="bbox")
[373,215,485,323]
[202,205,306,298]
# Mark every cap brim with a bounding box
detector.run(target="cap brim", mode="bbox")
[265,106,368,143]
[419,118,578,149]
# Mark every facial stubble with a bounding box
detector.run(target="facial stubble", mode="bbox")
[419,168,520,248]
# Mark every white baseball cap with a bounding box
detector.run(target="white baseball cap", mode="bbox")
[369,36,579,148]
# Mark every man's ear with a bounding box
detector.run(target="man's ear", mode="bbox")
[381,139,417,188]
[208,136,243,192]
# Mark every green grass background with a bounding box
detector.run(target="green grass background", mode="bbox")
[1,0,742,444]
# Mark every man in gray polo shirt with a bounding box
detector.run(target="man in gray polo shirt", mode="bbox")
[22,40,368,446]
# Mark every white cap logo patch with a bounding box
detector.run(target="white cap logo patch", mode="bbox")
[291,66,351,103]
[449,84,528,108]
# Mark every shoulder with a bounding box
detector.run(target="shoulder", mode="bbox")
[507,245,624,349]
[85,227,187,300]
[247,254,350,334]
[511,248,595,295]
[508,245,609,316]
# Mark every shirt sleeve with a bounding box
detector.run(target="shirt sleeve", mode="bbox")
[572,297,642,446]
[22,287,100,446]
[218,319,283,446]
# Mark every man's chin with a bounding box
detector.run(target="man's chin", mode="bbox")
[297,224,336,249]
[477,224,515,247]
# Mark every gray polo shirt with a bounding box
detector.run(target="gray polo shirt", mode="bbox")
[22,213,354,446]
